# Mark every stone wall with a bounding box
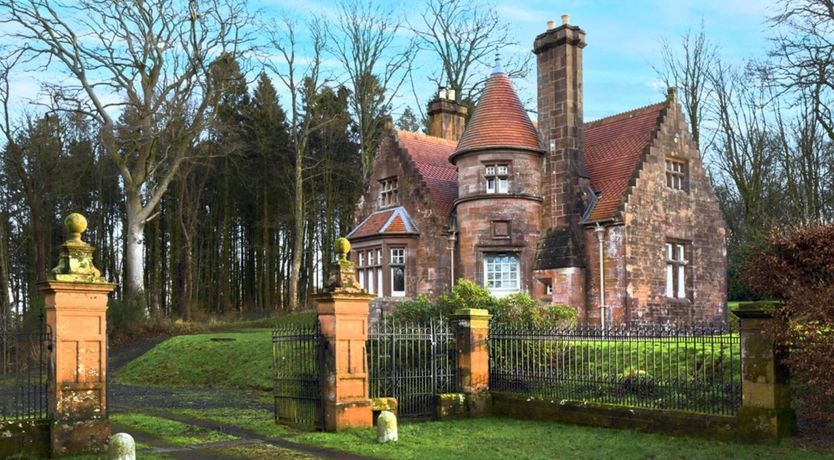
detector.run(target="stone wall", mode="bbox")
[582,225,628,326]
[621,100,727,325]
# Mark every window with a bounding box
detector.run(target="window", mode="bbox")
[379,177,399,207]
[484,253,520,296]
[665,158,687,191]
[485,164,509,194]
[390,248,406,297]
[357,247,382,297]
[665,242,689,299]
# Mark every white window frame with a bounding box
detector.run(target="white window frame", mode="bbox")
[483,253,520,297]
[390,248,406,297]
[485,164,509,194]
[665,242,688,299]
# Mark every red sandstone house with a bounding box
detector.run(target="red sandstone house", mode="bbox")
[348,18,727,326]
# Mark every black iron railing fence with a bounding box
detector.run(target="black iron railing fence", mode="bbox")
[368,318,456,419]
[488,324,741,416]
[0,325,51,421]
[272,323,323,429]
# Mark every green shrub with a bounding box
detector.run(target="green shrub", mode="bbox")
[440,279,498,312]
[391,295,447,322]
[492,292,577,328]
[391,281,575,328]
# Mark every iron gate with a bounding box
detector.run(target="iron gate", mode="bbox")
[272,322,323,429]
[0,320,51,421]
[368,318,456,420]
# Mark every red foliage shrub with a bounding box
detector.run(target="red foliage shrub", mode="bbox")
[745,223,834,425]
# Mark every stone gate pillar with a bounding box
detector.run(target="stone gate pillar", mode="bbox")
[451,308,492,416]
[733,302,795,442]
[313,238,374,432]
[37,213,116,456]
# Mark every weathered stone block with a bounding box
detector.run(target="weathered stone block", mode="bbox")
[436,393,468,420]
[736,407,795,443]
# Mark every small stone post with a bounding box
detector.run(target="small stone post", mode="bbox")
[108,433,135,460]
[38,213,117,456]
[451,308,492,416]
[734,302,795,442]
[313,238,374,431]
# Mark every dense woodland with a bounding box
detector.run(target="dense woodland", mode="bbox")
[0,0,831,327]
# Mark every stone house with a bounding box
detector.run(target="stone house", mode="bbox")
[348,17,727,326]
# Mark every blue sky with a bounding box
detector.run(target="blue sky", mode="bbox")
[4,0,778,124]
[258,0,777,122]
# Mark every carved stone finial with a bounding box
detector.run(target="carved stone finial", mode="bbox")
[65,212,87,242]
[335,237,351,261]
[48,213,105,283]
[323,237,364,293]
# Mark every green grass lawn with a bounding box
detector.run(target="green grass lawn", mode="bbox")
[293,417,833,460]
[111,413,237,446]
[169,407,294,438]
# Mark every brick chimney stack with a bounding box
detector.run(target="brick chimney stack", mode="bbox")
[534,15,589,230]
[428,88,468,142]
[532,15,589,311]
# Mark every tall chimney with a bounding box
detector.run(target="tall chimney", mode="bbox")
[532,16,590,317]
[427,88,468,142]
[534,16,588,231]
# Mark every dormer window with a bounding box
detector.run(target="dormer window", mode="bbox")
[379,177,399,207]
[665,158,688,191]
[485,164,509,194]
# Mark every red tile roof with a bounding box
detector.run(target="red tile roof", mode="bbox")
[583,102,666,221]
[395,131,458,217]
[452,72,541,159]
[348,207,419,239]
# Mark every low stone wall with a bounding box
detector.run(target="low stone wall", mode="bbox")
[491,392,737,441]
[436,393,492,420]
[0,420,51,458]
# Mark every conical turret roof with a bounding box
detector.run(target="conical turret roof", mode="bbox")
[451,69,541,162]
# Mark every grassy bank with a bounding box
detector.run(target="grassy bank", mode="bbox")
[117,329,275,390]
[116,311,315,391]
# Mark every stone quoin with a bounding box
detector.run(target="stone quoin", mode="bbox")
[349,17,726,326]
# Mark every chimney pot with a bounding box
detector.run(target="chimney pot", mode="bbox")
[561,14,569,25]
[547,20,555,30]
[447,88,456,101]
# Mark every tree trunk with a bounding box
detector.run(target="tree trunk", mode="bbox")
[288,153,303,312]
[125,192,147,312]
[0,213,11,322]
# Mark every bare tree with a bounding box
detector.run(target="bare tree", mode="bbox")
[709,61,784,236]
[770,0,834,143]
[774,90,834,224]
[267,18,329,311]
[411,0,530,107]
[653,23,717,149]
[0,0,254,309]
[329,0,415,178]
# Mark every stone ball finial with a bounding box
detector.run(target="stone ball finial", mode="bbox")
[65,213,88,242]
[335,237,351,261]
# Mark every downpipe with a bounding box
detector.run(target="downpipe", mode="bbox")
[594,224,607,329]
